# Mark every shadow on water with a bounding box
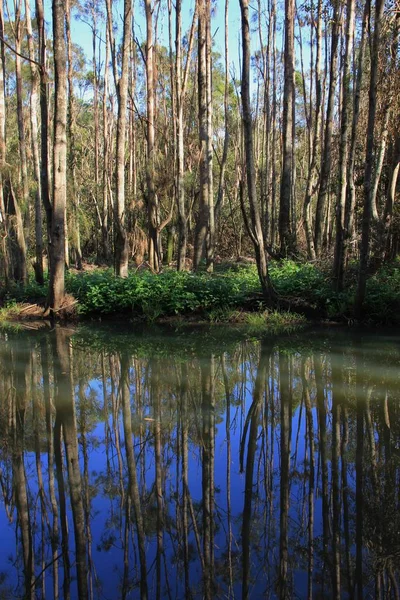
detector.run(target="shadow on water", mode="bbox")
[0,324,400,599]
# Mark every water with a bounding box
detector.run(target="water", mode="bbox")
[0,323,399,599]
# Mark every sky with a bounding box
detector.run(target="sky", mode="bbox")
[42,0,268,83]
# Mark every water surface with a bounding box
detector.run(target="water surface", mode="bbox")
[0,324,399,599]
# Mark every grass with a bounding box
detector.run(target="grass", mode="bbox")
[0,259,399,326]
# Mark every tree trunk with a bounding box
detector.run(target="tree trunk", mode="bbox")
[14,0,30,246]
[303,0,322,261]
[194,0,210,270]
[205,0,214,270]
[239,0,275,301]
[66,0,82,270]
[25,0,44,284]
[356,0,385,316]
[279,0,296,256]
[333,0,355,289]
[343,0,369,270]
[35,0,52,255]
[145,0,160,271]
[48,0,67,312]
[314,0,340,256]
[0,3,9,282]
[113,0,131,277]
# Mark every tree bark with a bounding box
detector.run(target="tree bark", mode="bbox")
[66,0,82,270]
[194,0,210,270]
[48,0,67,312]
[333,0,355,289]
[356,0,385,316]
[145,0,160,271]
[279,0,296,256]
[314,0,340,256]
[25,0,44,283]
[113,0,132,277]
[239,0,275,301]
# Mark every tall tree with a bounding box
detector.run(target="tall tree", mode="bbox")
[279,0,296,255]
[25,0,44,283]
[314,0,340,256]
[107,0,131,277]
[239,0,275,301]
[194,0,210,270]
[48,0,68,311]
[145,0,159,271]
[333,0,355,289]
[356,0,385,315]
[66,0,82,269]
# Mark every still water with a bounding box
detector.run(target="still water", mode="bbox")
[0,324,399,599]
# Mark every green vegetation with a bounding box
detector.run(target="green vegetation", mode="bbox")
[1,260,399,326]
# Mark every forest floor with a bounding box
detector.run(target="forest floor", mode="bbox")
[1,259,399,328]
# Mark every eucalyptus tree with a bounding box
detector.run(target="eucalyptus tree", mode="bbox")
[175,0,197,270]
[333,0,355,289]
[194,0,211,270]
[0,1,8,282]
[105,0,131,277]
[356,0,385,316]
[314,0,341,257]
[48,0,68,311]
[239,0,275,301]
[279,0,296,256]
[145,0,159,271]
[25,0,44,283]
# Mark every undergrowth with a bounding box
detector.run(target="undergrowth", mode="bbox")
[0,260,399,325]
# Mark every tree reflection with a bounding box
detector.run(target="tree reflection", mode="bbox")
[0,328,399,598]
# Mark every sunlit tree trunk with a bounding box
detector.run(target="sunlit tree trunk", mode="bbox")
[303,0,321,261]
[113,0,131,277]
[35,0,52,256]
[66,0,82,270]
[194,0,209,270]
[205,0,214,270]
[14,0,30,244]
[102,28,111,262]
[145,0,160,271]
[333,0,355,289]
[48,0,67,311]
[25,0,44,283]
[314,0,340,256]
[356,0,385,316]
[239,0,275,301]
[0,2,7,282]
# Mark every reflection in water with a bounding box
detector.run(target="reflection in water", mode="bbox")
[0,326,400,599]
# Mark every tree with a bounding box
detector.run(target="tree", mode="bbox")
[114,0,132,277]
[239,0,275,301]
[279,0,296,256]
[48,0,68,312]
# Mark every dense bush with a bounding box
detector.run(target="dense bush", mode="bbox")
[1,260,399,324]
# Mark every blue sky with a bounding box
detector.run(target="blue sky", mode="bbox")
[59,0,264,81]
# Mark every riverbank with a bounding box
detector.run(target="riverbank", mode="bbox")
[1,260,399,327]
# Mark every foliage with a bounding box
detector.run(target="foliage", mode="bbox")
[1,261,399,325]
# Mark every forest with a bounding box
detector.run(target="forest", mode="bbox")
[0,0,398,320]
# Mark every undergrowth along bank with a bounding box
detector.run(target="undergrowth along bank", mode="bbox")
[1,260,399,325]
